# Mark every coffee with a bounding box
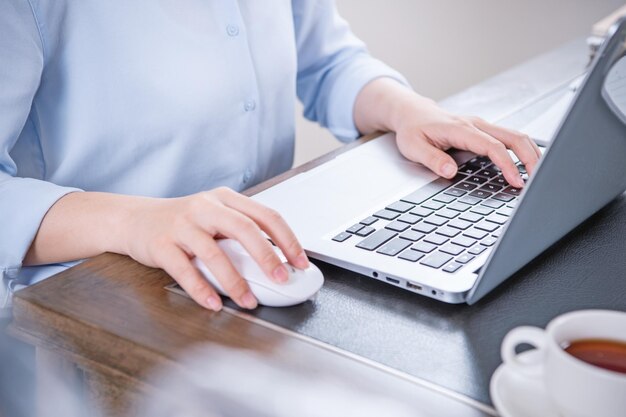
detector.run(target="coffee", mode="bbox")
[564,338,626,374]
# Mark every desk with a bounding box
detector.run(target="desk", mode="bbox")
[10,38,626,417]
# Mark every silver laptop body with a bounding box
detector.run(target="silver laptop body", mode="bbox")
[253,19,626,304]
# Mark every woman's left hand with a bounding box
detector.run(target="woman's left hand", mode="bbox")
[354,78,541,188]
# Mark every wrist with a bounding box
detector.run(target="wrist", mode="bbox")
[387,89,437,134]
[99,194,151,256]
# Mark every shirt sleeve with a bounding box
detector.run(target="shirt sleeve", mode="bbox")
[0,1,82,287]
[292,0,410,142]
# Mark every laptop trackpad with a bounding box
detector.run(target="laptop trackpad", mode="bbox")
[253,134,438,238]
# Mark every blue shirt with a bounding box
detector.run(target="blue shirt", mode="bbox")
[0,0,406,311]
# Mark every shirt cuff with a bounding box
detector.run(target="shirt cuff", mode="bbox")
[325,56,411,142]
[0,177,82,277]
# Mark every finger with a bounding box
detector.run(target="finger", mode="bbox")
[472,119,541,175]
[452,125,524,188]
[212,188,309,270]
[397,134,459,179]
[524,133,543,158]
[179,227,258,309]
[532,140,542,158]
[157,243,223,311]
[198,201,291,285]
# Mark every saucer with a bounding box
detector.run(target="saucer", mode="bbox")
[490,350,560,417]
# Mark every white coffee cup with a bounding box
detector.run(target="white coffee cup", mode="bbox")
[501,309,626,417]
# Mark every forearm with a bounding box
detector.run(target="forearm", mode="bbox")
[23,191,142,266]
[353,77,435,136]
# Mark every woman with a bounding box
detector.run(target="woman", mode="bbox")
[0,0,539,313]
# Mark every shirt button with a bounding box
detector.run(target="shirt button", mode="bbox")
[243,169,252,184]
[244,99,256,112]
[226,24,239,37]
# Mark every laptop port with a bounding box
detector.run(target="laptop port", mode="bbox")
[406,282,422,291]
[386,277,400,285]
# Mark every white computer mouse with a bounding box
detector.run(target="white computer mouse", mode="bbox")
[192,239,324,307]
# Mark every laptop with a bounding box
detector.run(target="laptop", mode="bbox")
[253,19,626,305]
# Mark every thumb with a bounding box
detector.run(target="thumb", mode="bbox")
[399,136,458,179]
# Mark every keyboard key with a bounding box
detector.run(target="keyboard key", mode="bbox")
[377,238,412,256]
[448,201,472,212]
[385,221,410,232]
[498,206,514,217]
[400,230,425,241]
[464,159,486,168]
[492,193,515,202]
[492,176,508,187]
[346,223,364,234]
[463,228,489,240]
[436,226,461,238]
[468,245,487,255]
[355,226,375,237]
[420,252,454,269]
[356,229,397,251]
[452,236,476,247]
[456,254,475,264]
[386,201,415,213]
[503,186,521,196]
[481,183,503,193]
[451,173,469,183]
[458,163,482,176]
[459,212,483,223]
[373,209,400,221]
[475,221,499,233]
[401,178,453,204]
[476,168,499,178]
[481,199,505,209]
[422,200,445,210]
[448,218,473,230]
[332,232,351,242]
[467,176,488,185]
[412,241,437,253]
[433,193,456,204]
[480,236,498,247]
[424,234,449,245]
[398,213,421,224]
[424,215,448,226]
[398,249,425,262]
[442,262,463,273]
[360,216,379,226]
[459,196,481,205]
[469,189,492,199]
[437,208,460,219]
[454,182,478,192]
[470,205,494,216]
[412,223,437,234]
[440,243,464,256]
[443,188,466,197]
[507,200,518,208]
[410,207,434,217]
[486,213,509,225]
[492,229,502,238]
[474,156,492,165]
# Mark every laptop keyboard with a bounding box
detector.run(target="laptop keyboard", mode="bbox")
[331,156,526,274]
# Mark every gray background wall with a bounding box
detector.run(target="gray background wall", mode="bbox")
[293,0,625,166]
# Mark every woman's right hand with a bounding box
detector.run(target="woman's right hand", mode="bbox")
[121,187,310,311]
